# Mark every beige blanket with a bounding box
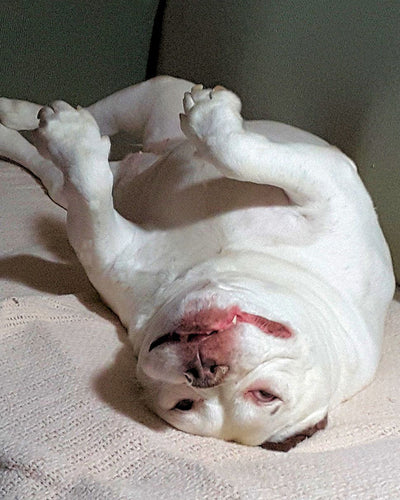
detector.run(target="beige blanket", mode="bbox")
[1,160,399,499]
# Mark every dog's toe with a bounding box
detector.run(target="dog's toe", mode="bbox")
[37,105,55,124]
[50,100,75,113]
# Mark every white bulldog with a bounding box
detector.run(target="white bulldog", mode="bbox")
[0,76,395,450]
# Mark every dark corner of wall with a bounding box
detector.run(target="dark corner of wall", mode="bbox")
[146,0,167,79]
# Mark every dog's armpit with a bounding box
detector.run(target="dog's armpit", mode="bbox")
[260,415,328,452]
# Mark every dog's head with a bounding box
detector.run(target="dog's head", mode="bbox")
[135,278,352,450]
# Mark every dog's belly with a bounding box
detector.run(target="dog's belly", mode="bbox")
[113,120,330,236]
[113,142,301,237]
[111,141,382,304]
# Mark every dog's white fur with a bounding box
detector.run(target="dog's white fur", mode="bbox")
[0,76,395,447]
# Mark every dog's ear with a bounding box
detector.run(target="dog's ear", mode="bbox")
[260,415,328,452]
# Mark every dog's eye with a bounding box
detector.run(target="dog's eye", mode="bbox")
[248,390,278,404]
[173,399,194,411]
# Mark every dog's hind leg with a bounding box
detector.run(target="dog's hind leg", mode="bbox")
[0,76,194,150]
[0,98,42,131]
[0,123,66,207]
[0,97,69,205]
[1,76,194,163]
[86,76,194,153]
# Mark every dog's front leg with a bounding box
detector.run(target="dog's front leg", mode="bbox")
[36,102,144,313]
[180,86,357,207]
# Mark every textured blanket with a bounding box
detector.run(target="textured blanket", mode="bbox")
[1,161,399,499]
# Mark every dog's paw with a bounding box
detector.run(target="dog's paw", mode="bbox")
[180,85,243,153]
[35,101,110,171]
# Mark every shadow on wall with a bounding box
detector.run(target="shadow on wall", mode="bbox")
[355,76,400,281]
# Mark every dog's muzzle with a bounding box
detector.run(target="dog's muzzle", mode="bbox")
[149,328,230,388]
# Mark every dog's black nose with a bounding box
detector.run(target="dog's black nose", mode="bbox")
[184,357,229,388]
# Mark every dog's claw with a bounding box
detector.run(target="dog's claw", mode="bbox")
[50,101,74,113]
[183,92,195,113]
[37,106,54,123]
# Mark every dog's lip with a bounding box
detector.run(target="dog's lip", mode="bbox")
[149,329,219,352]
[148,306,292,352]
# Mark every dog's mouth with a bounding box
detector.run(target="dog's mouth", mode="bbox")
[148,306,239,352]
[148,306,292,352]
[149,329,219,352]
